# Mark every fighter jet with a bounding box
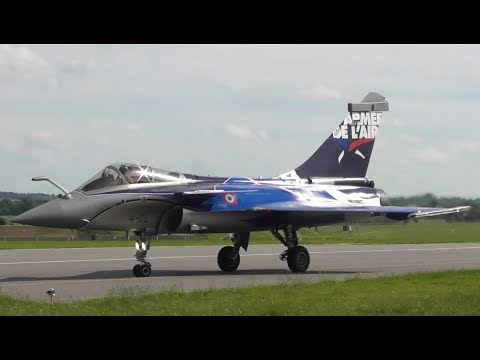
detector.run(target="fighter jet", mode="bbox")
[13,92,470,277]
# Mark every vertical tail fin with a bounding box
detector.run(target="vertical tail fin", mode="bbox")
[290,92,389,179]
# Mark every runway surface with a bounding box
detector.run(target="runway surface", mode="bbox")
[2,243,480,301]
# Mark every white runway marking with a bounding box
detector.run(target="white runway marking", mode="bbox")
[2,245,480,266]
[309,245,480,255]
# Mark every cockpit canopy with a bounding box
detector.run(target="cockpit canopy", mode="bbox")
[78,163,185,192]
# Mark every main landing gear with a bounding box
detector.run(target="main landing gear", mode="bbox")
[271,225,310,272]
[216,227,310,273]
[217,232,250,272]
[132,231,152,277]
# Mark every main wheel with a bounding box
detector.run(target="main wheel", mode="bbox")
[287,246,310,273]
[133,264,142,277]
[140,264,152,277]
[217,246,240,272]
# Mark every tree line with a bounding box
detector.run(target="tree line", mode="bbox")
[390,193,480,222]
[0,191,479,221]
[0,192,56,216]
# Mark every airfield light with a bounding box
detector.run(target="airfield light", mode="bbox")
[46,288,56,304]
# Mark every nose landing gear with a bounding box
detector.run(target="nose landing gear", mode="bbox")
[132,231,152,277]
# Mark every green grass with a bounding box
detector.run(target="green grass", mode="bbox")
[0,220,479,249]
[2,270,480,315]
[297,220,480,245]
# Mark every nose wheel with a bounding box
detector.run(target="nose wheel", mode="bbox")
[133,263,152,277]
[132,231,152,277]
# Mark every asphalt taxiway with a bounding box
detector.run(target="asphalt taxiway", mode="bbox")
[2,243,480,301]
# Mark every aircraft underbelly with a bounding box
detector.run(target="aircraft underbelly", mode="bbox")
[176,211,259,233]
[175,209,375,233]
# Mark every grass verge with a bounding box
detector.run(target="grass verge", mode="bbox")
[2,270,480,315]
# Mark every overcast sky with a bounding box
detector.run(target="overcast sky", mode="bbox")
[1,44,479,198]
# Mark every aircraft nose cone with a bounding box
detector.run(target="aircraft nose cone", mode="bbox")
[12,200,64,228]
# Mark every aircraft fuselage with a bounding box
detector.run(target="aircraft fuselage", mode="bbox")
[13,176,386,235]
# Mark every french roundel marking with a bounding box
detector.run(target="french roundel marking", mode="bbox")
[223,193,237,205]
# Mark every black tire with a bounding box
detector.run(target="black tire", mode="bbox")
[287,246,310,273]
[133,264,142,277]
[217,246,240,272]
[140,264,152,277]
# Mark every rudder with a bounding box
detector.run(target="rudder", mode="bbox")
[292,92,389,179]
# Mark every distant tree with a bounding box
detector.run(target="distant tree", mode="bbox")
[0,217,6,225]
[391,194,478,222]
[0,193,58,215]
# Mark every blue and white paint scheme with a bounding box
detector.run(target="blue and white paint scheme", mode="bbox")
[13,92,470,277]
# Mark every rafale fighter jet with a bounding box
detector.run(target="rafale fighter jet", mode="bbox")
[13,92,470,277]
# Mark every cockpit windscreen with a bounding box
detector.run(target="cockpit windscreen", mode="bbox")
[78,163,184,192]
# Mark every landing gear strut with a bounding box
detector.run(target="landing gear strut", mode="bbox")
[217,232,250,272]
[271,225,310,273]
[132,231,152,277]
